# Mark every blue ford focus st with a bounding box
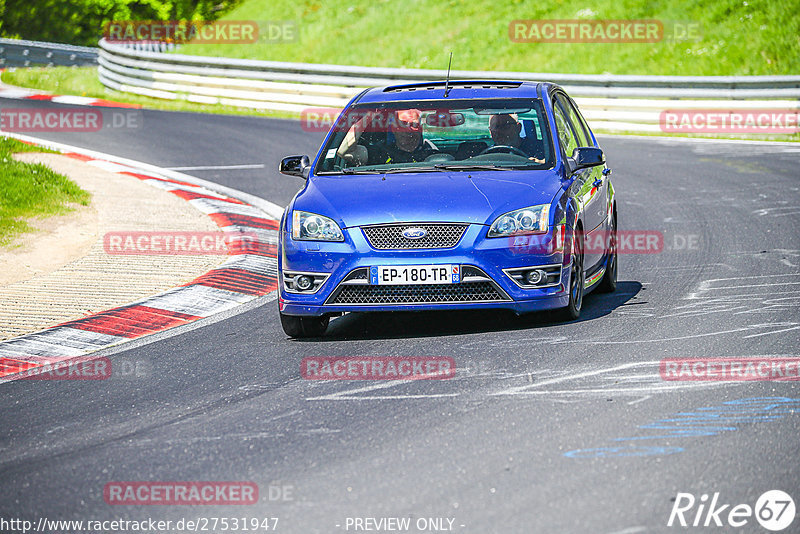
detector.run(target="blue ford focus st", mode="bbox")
[278,81,617,337]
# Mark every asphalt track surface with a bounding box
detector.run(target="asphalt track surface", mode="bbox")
[1,99,799,534]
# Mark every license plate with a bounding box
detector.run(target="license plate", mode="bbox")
[370,265,460,285]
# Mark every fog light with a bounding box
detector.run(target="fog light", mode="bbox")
[525,270,544,285]
[294,275,313,291]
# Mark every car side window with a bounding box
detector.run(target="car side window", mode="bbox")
[552,99,579,158]
[570,99,596,147]
[556,94,591,148]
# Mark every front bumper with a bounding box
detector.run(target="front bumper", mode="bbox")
[279,223,570,316]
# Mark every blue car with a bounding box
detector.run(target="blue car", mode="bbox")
[278,80,617,337]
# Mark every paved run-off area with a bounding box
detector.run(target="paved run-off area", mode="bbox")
[0,153,224,340]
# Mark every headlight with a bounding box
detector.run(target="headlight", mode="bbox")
[487,205,550,237]
[292,211,344,241]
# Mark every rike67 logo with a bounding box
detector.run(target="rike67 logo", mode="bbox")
[668,490,795,531]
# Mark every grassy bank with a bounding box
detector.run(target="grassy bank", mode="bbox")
[184,0,799,75]
[0,137,91,248]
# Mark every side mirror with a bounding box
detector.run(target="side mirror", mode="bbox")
[279,155,310,179]
[569,147,605,172]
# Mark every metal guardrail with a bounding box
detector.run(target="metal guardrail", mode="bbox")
[4,37,797,133]
[96,38,800,132]
[97,38,800,97]
[0,38,98,67]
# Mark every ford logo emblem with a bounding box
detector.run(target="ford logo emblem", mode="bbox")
[402,227,427,239]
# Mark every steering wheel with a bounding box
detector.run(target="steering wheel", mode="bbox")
[424,152,455,162]
[479,145,528,157]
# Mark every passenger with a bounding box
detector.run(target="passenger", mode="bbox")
[488,113,543,161]
[372,109,437,164]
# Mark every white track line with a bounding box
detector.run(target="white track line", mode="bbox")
[306,380,460,401]
[2,132,285,220]
[166,164,266,171]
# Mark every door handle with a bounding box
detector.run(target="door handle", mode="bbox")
[593,179,603,188]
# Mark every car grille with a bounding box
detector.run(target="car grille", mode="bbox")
[328,283,509,305]
[326,267,510,305]
[361,223,468,249]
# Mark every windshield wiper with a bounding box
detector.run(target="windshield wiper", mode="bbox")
[320,167,442,175]
[318,169,381,175]
[432,164,515,172]
[381,167,442,173]
[321,165,504,175]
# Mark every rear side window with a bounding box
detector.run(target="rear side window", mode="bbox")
[556,93,592,147]
[571,101,596,146]
[553,101,579,157]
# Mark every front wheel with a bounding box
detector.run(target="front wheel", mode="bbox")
[557,231,584,321]
[280,312,329,338]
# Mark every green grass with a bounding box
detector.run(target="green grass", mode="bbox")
[0,136,92,248]
[183,0,800,75]
[0,67,297,118]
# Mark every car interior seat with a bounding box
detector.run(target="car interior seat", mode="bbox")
[455,141,488,160]
[520,119,546,160]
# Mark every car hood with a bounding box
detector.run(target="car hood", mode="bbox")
[295,170,564,228]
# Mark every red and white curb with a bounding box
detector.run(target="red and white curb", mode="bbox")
[0,82,140,108]
[0,135,282,382]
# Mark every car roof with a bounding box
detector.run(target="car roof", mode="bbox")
[354,80,559,104]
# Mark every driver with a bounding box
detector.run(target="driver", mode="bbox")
[373,109,437,164]
[488,113,544,162]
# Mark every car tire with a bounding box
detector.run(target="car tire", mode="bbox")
[596,211,617,293]
[280,312,329,338]
[557,230,584,321]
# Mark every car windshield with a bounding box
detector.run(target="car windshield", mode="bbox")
[315,98,553,174]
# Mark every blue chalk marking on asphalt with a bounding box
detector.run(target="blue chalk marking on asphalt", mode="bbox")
[564,397,800,458]
[564,446,684,458]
